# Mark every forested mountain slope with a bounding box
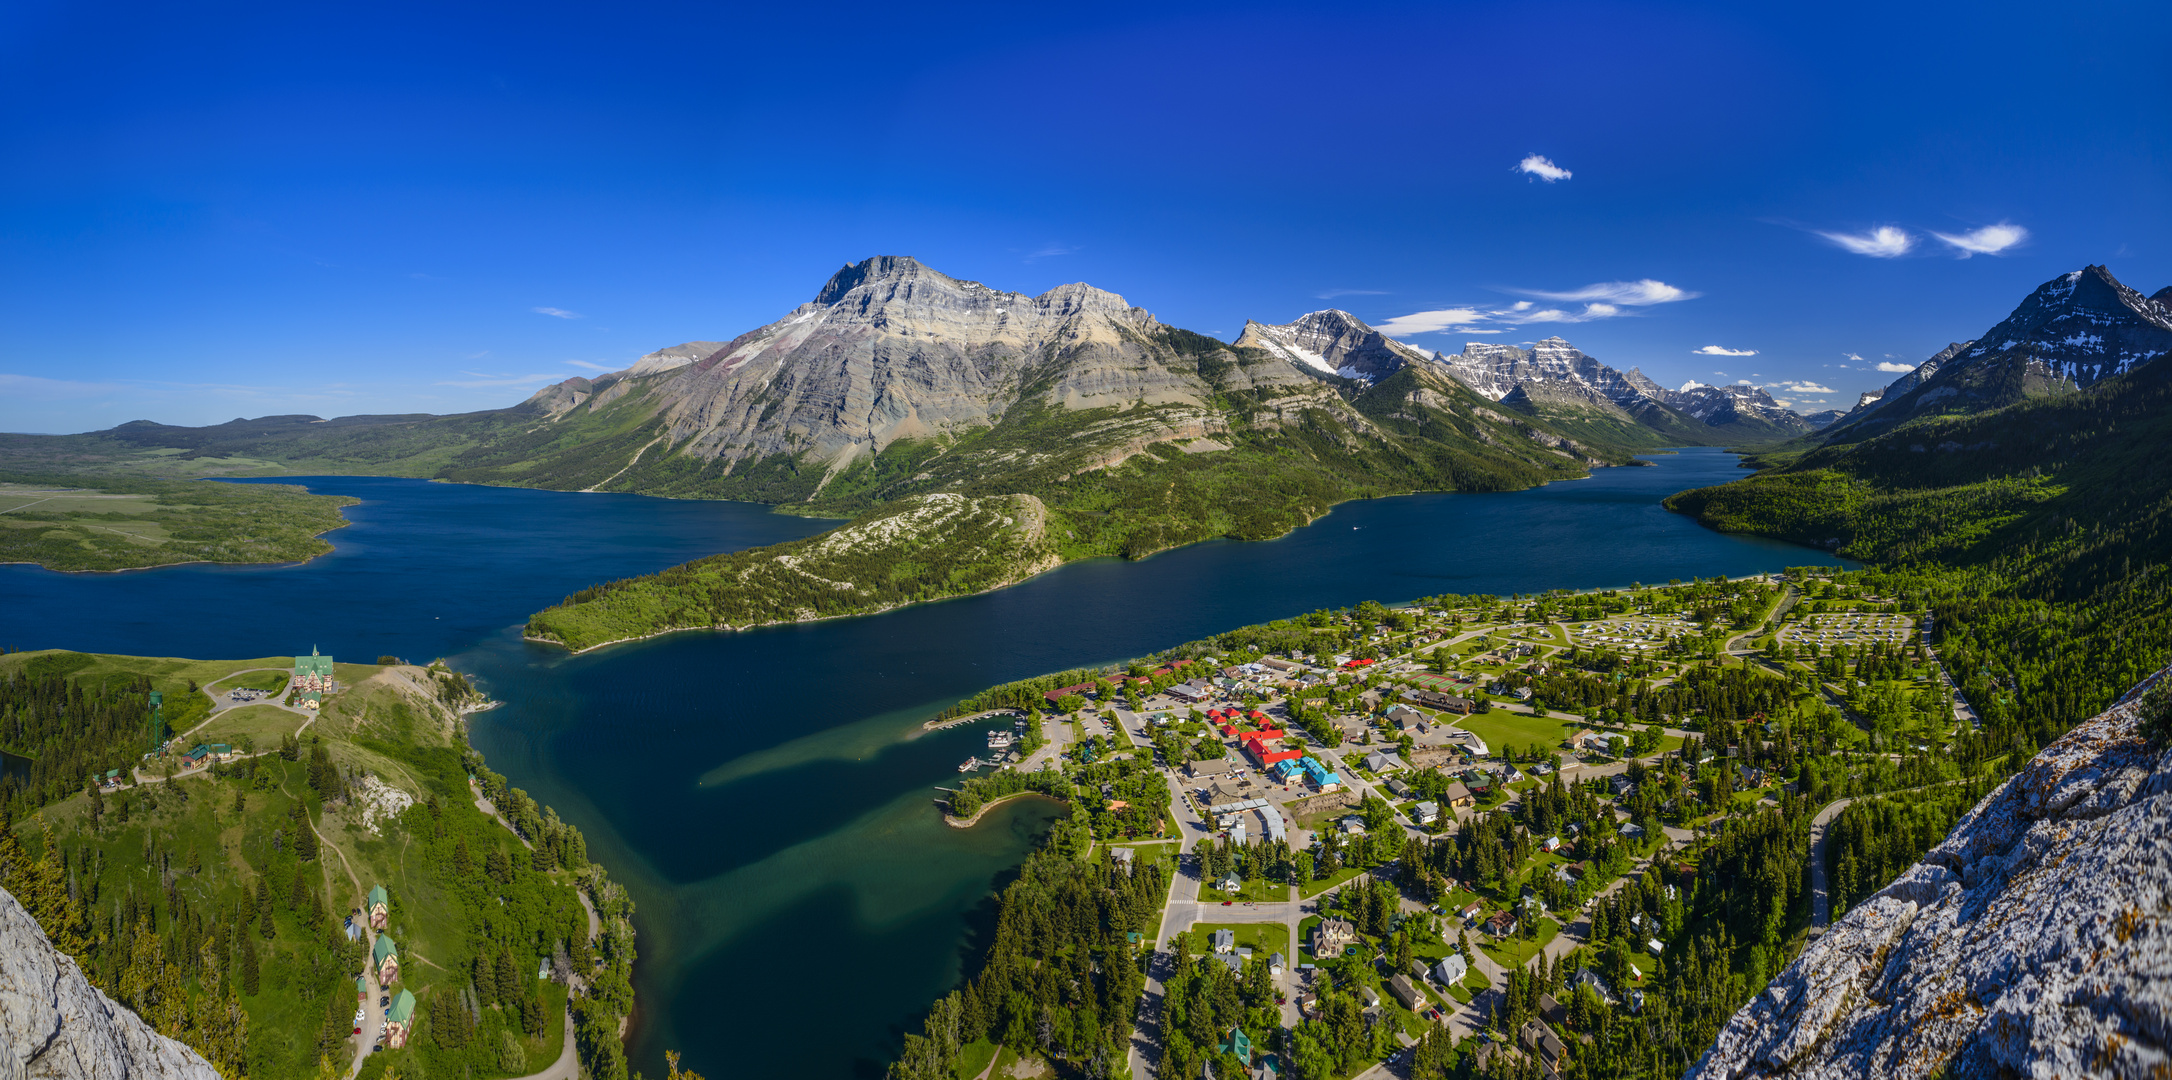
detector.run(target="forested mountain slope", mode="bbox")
[1668,262,2172,755]
[1691,669,2172,1080]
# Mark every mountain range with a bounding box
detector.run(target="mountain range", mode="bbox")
[30,256,1817,535]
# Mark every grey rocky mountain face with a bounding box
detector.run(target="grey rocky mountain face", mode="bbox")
[0,885,219,1079]
[1437,337,1664,411]
[528,255,1326,479]
[1798,409,1846,431]
[1831,266,2172,439]
[1664,381,1813,434]
[1690,668,2172,1080]
[1231,310,1432,382]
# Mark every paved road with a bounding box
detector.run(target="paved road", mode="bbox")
[1806,795,1855,936]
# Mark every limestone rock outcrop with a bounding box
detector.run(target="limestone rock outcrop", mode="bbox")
[1689,669,2172,1080]
[0,884,219,1079]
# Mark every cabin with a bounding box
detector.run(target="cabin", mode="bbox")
[1413,801,1440,825]
[367,884,390,930]
[1389,974,1427,1011]
[384,989,416,1049]
[1444,781,1475,809]
[1485,910,1519,937]
[371,935,400,985]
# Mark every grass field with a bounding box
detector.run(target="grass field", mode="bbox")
[952,1038,1000,1080]
[1182,921,1290,958]
[1480,918,1560,971]
[1453,710,1574,758]
[192,703,309,747]
[207,668,291,694]
[1298,865,1365,899]
[1200,874,1288,904]
[0,473,356,572]
[1108,840,1178,881]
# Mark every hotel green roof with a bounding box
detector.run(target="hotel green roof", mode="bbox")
[372,935,397,964]
[388,989,416,1025]
[368,885,388,907]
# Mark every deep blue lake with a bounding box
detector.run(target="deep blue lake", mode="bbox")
[0,448,1847,1078]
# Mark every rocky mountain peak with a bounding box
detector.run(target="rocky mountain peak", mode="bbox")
[1942,264,2172,388]
[813,255,941,305]
[1232,309,1429,382]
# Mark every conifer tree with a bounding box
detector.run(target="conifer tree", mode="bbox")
[241,931,260,995]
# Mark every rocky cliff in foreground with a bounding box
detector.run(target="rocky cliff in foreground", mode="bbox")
[1690,670,2172,1079]
[0,884,219,1079]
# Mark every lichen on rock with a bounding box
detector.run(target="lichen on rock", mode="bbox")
[1689,666,2172,1080]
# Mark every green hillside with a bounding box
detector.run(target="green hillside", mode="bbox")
[0,651,639,1080]
[1667,351,2172,752]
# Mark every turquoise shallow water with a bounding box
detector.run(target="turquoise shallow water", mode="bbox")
[0,448,1848,1077]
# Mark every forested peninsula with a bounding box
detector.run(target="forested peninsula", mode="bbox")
[0,649,640,1080]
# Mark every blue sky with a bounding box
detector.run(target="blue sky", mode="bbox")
[2,0,2166,432]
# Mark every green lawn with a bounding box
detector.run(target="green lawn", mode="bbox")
[1454,710,1575,757]
[193,703,308,748]
[1479,917,1560,971]
[1183,922,1290,958]
[1201,875,1290,904]
[1109,840,1178,880]
[1299,865,1366,899]
[1297,915,1321,962]
[952,1038,1000,1080]
[207,668,291,694]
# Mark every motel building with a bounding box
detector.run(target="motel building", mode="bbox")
[367,884,390,930]
[385,990,417,1049]
[373,935,400,986]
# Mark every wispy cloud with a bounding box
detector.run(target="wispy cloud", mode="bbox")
[1024,243,1077,263]
[438,371,566,388]
[1517,154,1572,182]
[1931,222,2027,257]
[1316,288,1390,299]
[563,360,615,372]
[1377,278,1696,336]
[533,306,583,319]
[1375,308,1487,336]
[1844,352,1864,361]
[1875,361,1915,373]
[1694,345,1757,357]
[1514,280,1696,306]
[1780,381,1834,394]
[1817,226,1914,258]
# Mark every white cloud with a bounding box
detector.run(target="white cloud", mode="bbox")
[1780,381,1835,393]
[1736,379,1752,385]
[1844,352,1864,361]
[1694,345,1757,356]
[1024,243,1077,262]
[1931,223,2028,257]
[1711,371,1728,377]
[1375,308,1486,335]
[1817,226,1914,258]
[1517,154,1572,182]
[1316,288,1389,299]
[564,360,615,372]
[439,371,566,388]
[533,306,583,319]
[1875,361,1915,373]
[1378,277,1694,335]
[1514,280,1697,306]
